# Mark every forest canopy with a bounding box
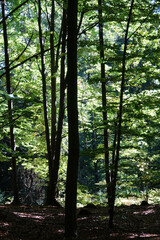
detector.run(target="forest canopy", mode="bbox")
[0,0,160,212]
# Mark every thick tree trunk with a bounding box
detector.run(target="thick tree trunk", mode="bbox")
[108,0,135,228]
[65,0,79,238]
[1,0,20,205]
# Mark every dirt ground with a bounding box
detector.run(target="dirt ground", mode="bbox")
[0,204,160,239]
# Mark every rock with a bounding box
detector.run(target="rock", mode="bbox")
[78,208,91,216]
[141,201,149,206]
[84,203,97,209]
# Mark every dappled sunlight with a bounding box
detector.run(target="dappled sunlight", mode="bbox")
[0,205,160,239]
[109,232,160,239]
[57,229,64,233]
[0,222,10,238]
[12,211,57,223]
[127,233,160,239]
[13,211,45,221]
[77,216,88,220]
[58,212,65,216]
[133,208,155,215]
[0,222,9,227]
[133,206,155,215]
[139,233,159,238]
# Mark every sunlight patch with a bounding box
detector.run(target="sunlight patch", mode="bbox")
[139,233,159,238]
[133,208,155,215]
[13,212,44,220]
[0,222,9,227]
[57,229,64,233]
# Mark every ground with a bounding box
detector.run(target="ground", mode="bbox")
[0,204,160,239]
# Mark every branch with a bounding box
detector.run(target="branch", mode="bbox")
[0,48,51,79]
[128,3,158,40]
[44,0,51,28]
[9,33,33,67]
[78,22,99,37]
[0,114,23,129]
[77,11,85,35]
[55,16,63,69]
[0,0,31,25]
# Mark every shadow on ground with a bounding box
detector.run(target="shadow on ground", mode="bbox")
[0,204,160,239]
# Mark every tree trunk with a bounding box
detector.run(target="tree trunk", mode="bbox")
[45,0,57,205]
[37,0,52,204]
[1,0,20,205]
[92,113,98,183]
[108,0,135,228]
[38,0,66,206]
[98,0,114,222]
[65,0,79,238]
[52,6,67,202]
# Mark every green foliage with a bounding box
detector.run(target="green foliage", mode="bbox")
[0,0,160,206]
[0,151,8,162]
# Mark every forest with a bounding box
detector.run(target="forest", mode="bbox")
[0,0,160,239]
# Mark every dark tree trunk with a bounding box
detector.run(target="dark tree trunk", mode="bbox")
[46,0,57,205]
[65,0,79,238]
[92,114,98,183]
[37,0,52,202]
[98,0,113,221]
[38,0,66,206]
[52,7,67,201]
[108,0,135,228]
[1,0,20,205]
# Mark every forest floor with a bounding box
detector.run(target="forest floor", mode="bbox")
[0,204,160,240]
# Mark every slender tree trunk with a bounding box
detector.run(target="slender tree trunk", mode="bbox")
[1,0,20,205]
[50,0,56,174]
[45,0,57,205]
[38,0,66,205]
[108,0,135,228]
[98,0,114,220]
[52,6,67,201]
[91,113,98,183]
[111,118,118,182]
[37,0,52,202]
[65,0,79,238]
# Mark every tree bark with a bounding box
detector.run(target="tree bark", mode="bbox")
[65,0,79,238]
[1,0,20,205]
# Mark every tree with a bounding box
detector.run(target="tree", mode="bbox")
[108,0,135,227]
[37,0,67,205]
[0,0,159,213]
[52,2,67,204]
[37,0,53,204]
[65,0,79,238]
[98,0,112,225]
[1,0,20,205]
